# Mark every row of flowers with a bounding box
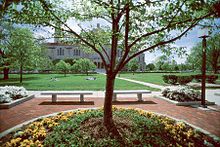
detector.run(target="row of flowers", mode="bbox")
[0,86,28,103]
[162,86,201,102]
[2,107,219,146]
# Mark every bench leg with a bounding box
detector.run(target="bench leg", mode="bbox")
[112,94,117,101]
[137,94,143,101]
[80,94,84,102]
[52,94,57,102]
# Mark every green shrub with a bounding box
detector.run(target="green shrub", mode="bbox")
[193,74,218,83]
[177,76,193,85]
[207,75,218,83]
[162,75,178,85]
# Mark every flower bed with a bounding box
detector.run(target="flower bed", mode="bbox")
[162,86,201,102]
[0,86,34,109]
[0,107,219,146]
[155,86,215,106]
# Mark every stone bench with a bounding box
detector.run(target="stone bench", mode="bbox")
[41,92,93,102]
[111,90,151,101]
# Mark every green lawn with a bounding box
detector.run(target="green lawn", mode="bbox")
[120,72,220,85]
[0,74,159,91]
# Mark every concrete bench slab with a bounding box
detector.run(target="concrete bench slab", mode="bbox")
[109,90,151,101]
[41,91,93,102]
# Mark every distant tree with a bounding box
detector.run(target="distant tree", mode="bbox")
[0,22,13,80]
[187,34,220,73]
[52,59,61,65]
[71,61,81,73]
[3,28,46,83]
[127,59,139,75]
[155,55,169,70]
[64,58,75,66]
[161,62,171,71]
[146,63,155,71]
[74,58,96,75]
[56,60,71,76]
[170,60,178,71]
[178,63,191,71]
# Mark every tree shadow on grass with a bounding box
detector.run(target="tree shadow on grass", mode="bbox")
[0,76,40,82]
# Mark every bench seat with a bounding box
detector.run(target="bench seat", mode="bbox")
[41,91,93,102]
[111,90,151,101]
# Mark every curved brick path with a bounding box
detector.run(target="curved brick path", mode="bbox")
[0,96,220,137]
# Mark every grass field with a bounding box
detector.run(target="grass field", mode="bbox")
[0,74,159,91]
[120,72,220,85]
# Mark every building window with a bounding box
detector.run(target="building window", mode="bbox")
[73,49,80,56]
[57,48,64,56]
[61,48,64,55]
[57,49,59,56]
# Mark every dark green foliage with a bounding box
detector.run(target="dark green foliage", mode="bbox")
[177,76,193,85]
[162,75,178,85]
[163,75,193,85]
[146,63,155,71]
[193,74,218,83]
[52,59,60,65]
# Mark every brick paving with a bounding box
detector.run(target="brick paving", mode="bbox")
[0,96,220,137]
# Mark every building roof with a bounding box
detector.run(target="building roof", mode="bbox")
[44,42,74,46]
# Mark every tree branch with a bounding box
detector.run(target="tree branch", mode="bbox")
[128,12,213,50]
[116,20,199,72]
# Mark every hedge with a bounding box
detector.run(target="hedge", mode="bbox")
[163,75,193,85]
[193,75,218,83]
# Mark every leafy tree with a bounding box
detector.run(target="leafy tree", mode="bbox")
[146,63,155,71]
[0,22,14,80]
[64,58,75,66]
[5,0,219,131]
[161,62,171,71]
[127,59,139,74]
[154,55,169,70]
[170,60,178,71]
[2,27,46,83]
[55,60,71,76]
[187,33,220,73]
[74,58,96,75]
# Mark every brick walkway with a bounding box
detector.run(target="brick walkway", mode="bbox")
[0,97,220,137]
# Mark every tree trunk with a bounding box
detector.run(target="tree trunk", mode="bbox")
[20,64,23,83]
[3,67,9,80]
[103,73,116,129]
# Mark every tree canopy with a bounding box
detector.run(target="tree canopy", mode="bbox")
[186,33,220,73]
[2,27,48,82]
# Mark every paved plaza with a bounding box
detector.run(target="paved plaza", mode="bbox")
[0,94,220,137]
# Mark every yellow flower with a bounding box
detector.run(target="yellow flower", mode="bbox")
[65,111,74,117]
[19,139,34,147]
[5,137,22,147]
[186,129,194,139]
[188,142,195,147]
[176,122,185,130]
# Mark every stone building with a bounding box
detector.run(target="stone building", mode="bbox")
[45,24,145,71]
[46,42,145,71]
